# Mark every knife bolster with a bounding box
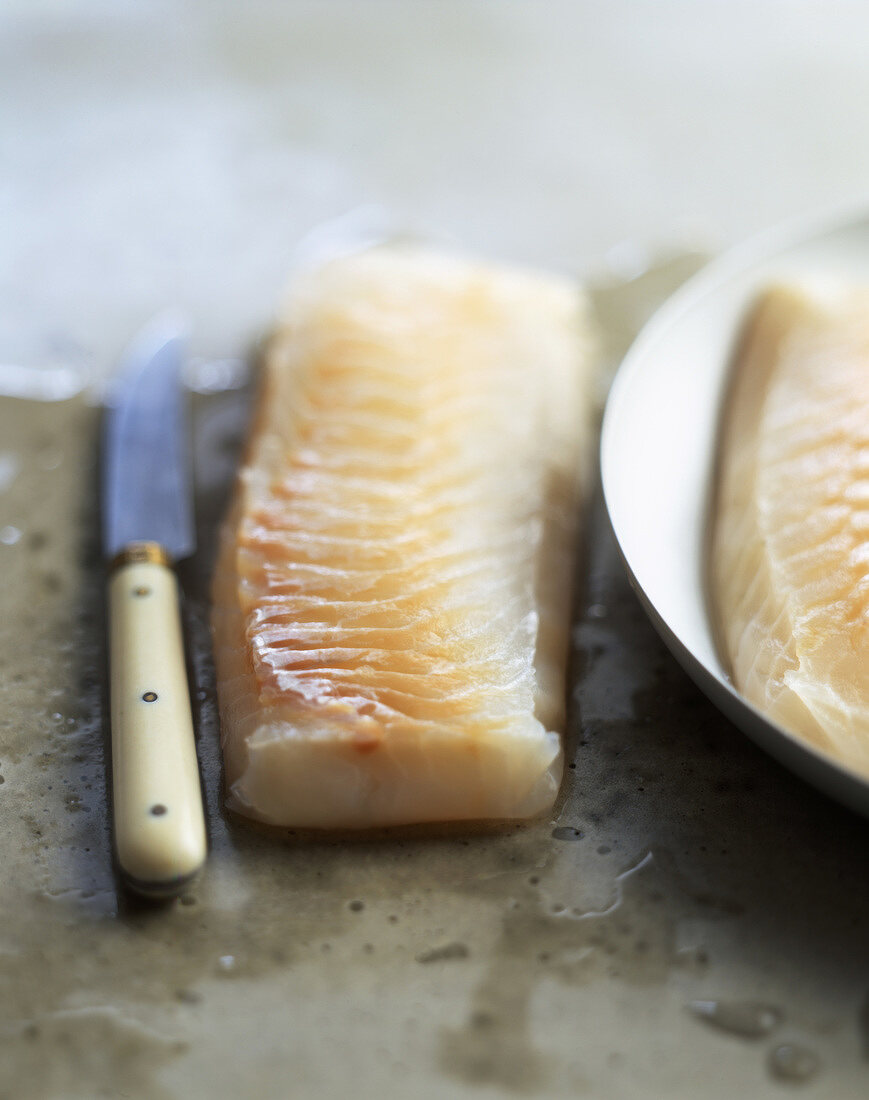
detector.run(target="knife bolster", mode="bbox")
[110,541,173,571]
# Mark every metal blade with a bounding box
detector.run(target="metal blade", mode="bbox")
[102,314,195,561]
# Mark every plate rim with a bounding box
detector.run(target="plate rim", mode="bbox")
[600,197,869,816]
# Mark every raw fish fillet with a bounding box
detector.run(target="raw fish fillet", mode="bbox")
[211,247,595,827]
[711,284,869,774]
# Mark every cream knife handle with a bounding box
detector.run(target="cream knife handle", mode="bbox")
[109,549,206,894]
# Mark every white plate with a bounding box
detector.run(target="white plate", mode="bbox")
[601,203,869,817]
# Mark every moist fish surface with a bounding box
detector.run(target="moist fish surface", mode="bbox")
[211,246,595,827]
[711,283,869,776]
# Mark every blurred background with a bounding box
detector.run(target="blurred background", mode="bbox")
[4,0,869,374]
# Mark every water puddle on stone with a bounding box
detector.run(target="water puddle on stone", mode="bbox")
[5,250,869,1097]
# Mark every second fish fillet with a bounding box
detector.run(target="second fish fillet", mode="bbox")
[212,246,595,827]
[711,284,869,775]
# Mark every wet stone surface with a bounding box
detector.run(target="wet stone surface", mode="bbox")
[2,257,869,1099]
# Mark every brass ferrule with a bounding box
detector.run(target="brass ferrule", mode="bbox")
[109,541,172,572]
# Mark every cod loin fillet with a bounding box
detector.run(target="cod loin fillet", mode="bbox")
[711,284,869,776]
[212,247,595,827]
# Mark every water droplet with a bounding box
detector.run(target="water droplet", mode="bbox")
[675,946,709,971]
[0,526,21,546]
[768,1043,820,1083]
[0,453,20,493]
[689,999,782,1039]
[183,358,250,394]
[415,942,469,964]
[217,955,236,972]
[552,826,584,841]
[176,988,202,1005]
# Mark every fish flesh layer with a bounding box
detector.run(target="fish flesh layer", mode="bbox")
[711,284,869,775]
[211,247,595,827]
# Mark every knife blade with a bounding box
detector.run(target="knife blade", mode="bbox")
[102,315,206,897]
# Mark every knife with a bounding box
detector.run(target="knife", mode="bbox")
[102,315,207,897]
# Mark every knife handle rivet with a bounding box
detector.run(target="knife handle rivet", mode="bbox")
[142,691,158,703]
[133,586,151,597]
[150,804,168,817]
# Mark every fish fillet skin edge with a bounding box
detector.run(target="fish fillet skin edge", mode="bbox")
[711,283,869,776]
[211,246,595,828]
